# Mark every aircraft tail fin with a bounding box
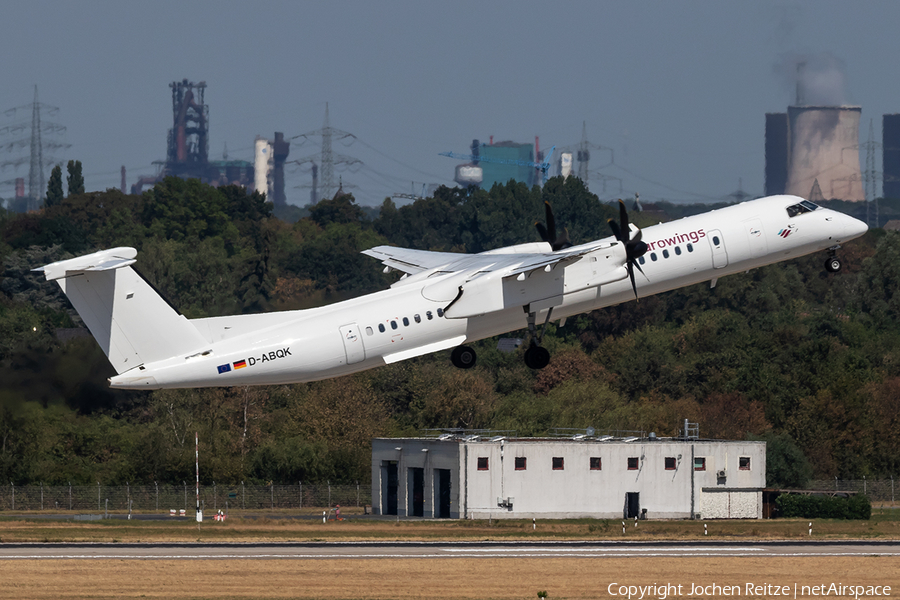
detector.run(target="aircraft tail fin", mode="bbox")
[35,247,209,374]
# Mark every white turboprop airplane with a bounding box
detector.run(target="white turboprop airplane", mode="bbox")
[35,194,867,390]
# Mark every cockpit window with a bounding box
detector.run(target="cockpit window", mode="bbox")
[786,200,819,218]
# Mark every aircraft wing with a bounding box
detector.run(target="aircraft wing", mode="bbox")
[417,240,628,319]
[361,245,473,275]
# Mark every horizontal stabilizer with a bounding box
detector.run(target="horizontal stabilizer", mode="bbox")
[35,247,138,281]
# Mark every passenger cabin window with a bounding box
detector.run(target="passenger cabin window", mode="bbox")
[674,246,682,255]
[650,253,658,262]
[426,311,433,320]
[477,457,489,471]
[414,314,421,323]
[402,317,409,326]
[515,457,526,470]
[390,321,398,330]
[662,249,669,259]
[687,243,694,252]
[639,256,646,264]
[365,326,373,336]
[786,200,819,218]
[437,308,444,317]
[712,235,720,245]
[378,324,385,333]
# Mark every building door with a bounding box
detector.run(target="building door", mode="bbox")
[381,461,398,515]
[408,467,424,517]
[339,323,366,364]
[434,469,451,518]
[707,229,728,269]
[625,492,640,519]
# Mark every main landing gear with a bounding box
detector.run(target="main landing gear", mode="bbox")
[825,245,842,273]
[451,345,477,369]
[523,305,553,370]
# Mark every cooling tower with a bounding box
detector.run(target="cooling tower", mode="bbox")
[785,105,864,201]
[765,113,788,196]
[883,114,900,199]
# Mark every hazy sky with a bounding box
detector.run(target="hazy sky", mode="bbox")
[2,1,899,207]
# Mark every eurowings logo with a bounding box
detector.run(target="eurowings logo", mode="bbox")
[645,228,706,251]
[778,226,796,239]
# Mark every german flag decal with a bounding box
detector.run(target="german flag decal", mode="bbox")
[233,359,247,369]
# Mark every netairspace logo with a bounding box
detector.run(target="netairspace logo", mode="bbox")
[606,582,891,600]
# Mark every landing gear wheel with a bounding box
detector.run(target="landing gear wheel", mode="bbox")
[451,345,477,369]
[825,256,842,273]
[524,345,551,370]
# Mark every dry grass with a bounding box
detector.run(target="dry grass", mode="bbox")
[0,557,896,599]
[0,508,899,543]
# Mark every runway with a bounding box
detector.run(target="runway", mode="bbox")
[0,540,897,559]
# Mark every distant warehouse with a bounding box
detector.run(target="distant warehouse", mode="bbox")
[371,431,765,520]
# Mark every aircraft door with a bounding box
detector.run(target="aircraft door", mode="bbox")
[743,218,768,259]
[707,229,728,269]
[339,323,366,365]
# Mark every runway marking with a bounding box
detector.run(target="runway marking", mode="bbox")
[2,551,900,559]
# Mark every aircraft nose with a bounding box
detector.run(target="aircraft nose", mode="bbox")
[842,214,868,240]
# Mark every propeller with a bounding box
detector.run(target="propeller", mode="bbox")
[608,199,648,300]
[535,201,572,251]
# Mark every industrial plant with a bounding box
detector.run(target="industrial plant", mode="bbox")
[6,73,900,212]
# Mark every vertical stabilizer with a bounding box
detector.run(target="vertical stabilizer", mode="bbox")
[36,248,208,374]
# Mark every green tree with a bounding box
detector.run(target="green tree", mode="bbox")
[45,165,63,208]
[66,160,85,196]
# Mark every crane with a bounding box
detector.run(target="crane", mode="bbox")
[439,145,556,183]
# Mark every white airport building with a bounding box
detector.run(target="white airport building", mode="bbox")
[371,432,765,520]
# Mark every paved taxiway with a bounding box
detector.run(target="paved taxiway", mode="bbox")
[0,541,897,559]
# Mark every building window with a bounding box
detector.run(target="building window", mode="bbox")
[515,457,526,470]
[590,457,602,470]
[665,457,676,470]
[477,457,489,471]
[627,457,639,470]
[739,457,751,470]
[552,457,564,470]
[694,457,706,471]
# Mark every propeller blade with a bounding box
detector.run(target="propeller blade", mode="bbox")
[618,200,630,240]
[608,218,622,241]
[544,201,557,243]
[628,262,639,300]
[535,221,550,243]
[552,228,571,251]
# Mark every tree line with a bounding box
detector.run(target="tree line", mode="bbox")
[1,174,899,488]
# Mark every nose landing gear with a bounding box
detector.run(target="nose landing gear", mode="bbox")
[825,245,842,273]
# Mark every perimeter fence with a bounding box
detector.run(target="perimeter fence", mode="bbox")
[0,482,371,513]
[809,479,897,503]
